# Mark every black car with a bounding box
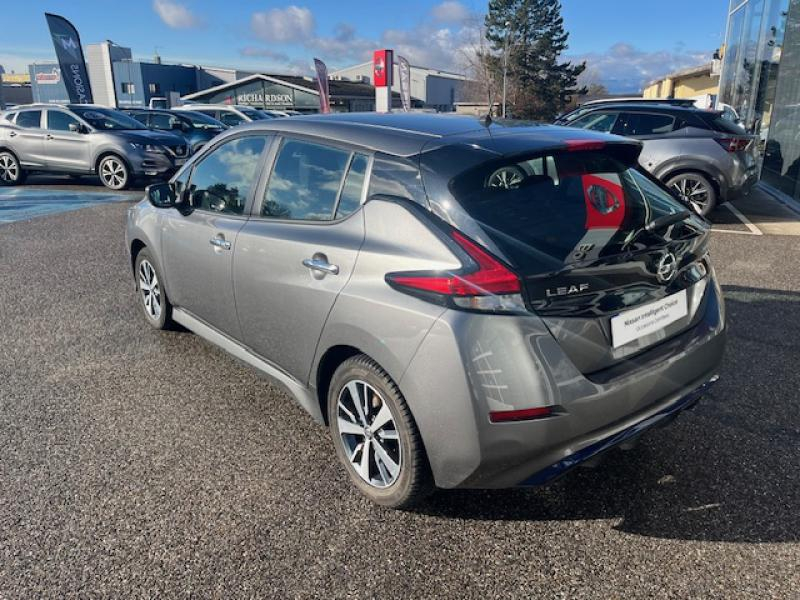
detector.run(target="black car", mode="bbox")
[124,109,227,155]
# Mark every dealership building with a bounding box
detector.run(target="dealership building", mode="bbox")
[330,61,466,112]
[719,0,800,199]
[29,41,420,113]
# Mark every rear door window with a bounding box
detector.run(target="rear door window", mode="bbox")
[128,112,150,127]
[151,112,179,130]
[569,112,618,132]
[16,111,42,129]
[616,112,675,136]
[261,139,351,220]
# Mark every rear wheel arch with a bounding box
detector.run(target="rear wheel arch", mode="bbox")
[315,345,363,426]
[130,239,147,274]
[658,162,725,199]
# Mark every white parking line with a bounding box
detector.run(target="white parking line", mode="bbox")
[710,203,763,236]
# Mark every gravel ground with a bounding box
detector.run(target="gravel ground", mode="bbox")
[0,199,798,599]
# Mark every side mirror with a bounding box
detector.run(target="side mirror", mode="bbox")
[146,182,176,208]
[68,122,80,133]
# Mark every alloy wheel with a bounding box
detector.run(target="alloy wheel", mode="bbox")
[336,380,402,489]
[100,157,127,189]
[0,153,20,183]
[670,176,712,215]
[138,259,162,320]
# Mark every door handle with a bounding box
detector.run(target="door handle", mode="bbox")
[209,237,232,250]
[8,131,17,137]
[45,134,54,140]
[303,257,339,275]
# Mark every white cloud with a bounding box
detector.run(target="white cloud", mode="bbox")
[568,43,712,93]
[240,47,290,62]
[152,0,201,29]
[251,6,315,43]
[431,1,470,23]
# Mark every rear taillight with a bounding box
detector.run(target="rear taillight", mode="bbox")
[715,137,751,152]
[385,230,524,313]
[564,139,606,152]
[489,406,554,423]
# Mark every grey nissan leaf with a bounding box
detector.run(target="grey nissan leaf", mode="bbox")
[125,113,726,508]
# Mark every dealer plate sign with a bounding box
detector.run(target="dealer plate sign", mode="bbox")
[611,289,688,348]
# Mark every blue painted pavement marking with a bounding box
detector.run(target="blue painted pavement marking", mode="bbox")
[0,188,134,224]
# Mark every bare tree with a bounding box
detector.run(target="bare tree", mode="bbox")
[455,14,499,113]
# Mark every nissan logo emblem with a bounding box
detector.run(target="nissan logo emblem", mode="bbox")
[656,252,678,283]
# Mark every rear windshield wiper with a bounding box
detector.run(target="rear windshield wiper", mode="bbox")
[644,209,692,233]
[624,209,693,249]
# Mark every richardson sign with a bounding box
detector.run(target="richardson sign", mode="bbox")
[236,92,293,106]
[36,68,62,85]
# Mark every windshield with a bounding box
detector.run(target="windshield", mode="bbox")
[447,150,698,274]
[180,111,226,129]
[71,107,147,130]
[239,107,271,120]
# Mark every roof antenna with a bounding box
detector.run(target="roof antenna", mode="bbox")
[481,112,493,127]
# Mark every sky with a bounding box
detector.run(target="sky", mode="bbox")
[0,0,731,93]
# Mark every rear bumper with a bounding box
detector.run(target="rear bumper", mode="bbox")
[399,274,726,489]
[519,376,716,486]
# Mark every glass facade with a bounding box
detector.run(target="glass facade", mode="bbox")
[720,0,800,197]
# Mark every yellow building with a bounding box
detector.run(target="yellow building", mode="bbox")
[1,72,31,85]
[643,63,718,100]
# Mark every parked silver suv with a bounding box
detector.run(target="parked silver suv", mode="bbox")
[126,114,726,508]
[556,102,758,215]
[0,104,188,189]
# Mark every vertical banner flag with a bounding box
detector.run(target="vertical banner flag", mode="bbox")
[44,13,93,104]
[0,65,5,111]
[398,56,411,112]
[314,58,331,114]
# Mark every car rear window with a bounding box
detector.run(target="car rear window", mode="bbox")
[448,150,690,274]
[697,112,748,134]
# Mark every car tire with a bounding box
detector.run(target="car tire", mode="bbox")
[0,151,26,186]
[134,249,175,330]
[98,154,130,190]
[666,172,717,217]
[328,355,434,509]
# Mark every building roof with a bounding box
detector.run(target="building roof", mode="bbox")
[646,63,714,87]
[183,72,414,102]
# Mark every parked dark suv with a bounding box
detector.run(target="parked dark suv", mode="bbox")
[124,108,227,155]
[556,102,758,215]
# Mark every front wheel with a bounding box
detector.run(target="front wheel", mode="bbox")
[0,151,26,186]
[134,249,174,330]
[98,155,130,190]
[328,355,434,509]
[666,172,717,217]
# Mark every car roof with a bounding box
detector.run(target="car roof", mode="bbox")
[229,112,639,158]
[571,103,716,116]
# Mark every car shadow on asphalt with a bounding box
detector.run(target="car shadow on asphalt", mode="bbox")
[411,285,800,544]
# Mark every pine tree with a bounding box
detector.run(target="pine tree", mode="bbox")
[485,0,586,120]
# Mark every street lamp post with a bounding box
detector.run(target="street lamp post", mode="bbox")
[501,21,511,119]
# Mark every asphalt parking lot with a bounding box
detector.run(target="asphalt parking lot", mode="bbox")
[1,184,799,598]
